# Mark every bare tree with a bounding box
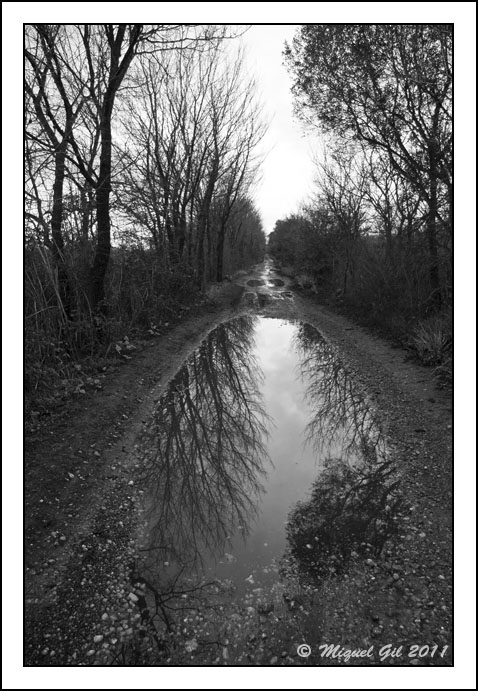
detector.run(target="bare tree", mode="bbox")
[286,24,452,305]
[118,42,266,286]
[25,24,90,316]
[315,148,368,296]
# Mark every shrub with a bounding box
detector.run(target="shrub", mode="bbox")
[409,309,452,366]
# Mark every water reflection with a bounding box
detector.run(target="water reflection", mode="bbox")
[284,324,400,579]
[285,456,402,580]
[294,323,387,463]
[129,316,402,662]
[140,315,270,569]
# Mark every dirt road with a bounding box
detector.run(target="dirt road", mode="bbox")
[24,259,452,665]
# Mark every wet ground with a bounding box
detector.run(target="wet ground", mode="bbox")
[24,258,452,666]
[233,255,295,307]
[128,307,400,665]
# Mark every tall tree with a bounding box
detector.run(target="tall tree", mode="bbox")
[81,24,144,310]
[25,24,88,316]
[285,24,452,305]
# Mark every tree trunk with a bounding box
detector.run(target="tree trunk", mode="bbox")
[89,104,113,312]
[216,221,227,282]
[88,24,142,312]
[427,136,442,309]
[51,145,71,319]
[196,181,217,286]
[196,214,207,287]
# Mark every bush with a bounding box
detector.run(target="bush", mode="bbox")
[409,309,452,366]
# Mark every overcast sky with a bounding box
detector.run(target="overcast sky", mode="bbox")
[238,25,319,236]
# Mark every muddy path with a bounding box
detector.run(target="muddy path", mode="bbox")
[24,259,452,666]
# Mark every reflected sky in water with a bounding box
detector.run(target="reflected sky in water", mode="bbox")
[138,316,388,592]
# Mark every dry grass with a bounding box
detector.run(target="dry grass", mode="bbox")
[409,310,452,366]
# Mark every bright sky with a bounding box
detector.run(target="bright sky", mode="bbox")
[238,25,318,236]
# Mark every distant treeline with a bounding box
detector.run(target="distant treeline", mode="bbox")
[25,25,266,406]
[269,25,452,376]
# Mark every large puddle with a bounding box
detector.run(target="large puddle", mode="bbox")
[132,316,398,663]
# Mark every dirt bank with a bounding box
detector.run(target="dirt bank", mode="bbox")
[24,265,452,666]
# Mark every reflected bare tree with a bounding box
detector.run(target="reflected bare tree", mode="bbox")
[284,322,401,582]
[139,315,270,571]
[294,322,386,462]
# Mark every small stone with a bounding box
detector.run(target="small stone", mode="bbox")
[270,656,278,664]
[393,573,400,580]
[185,638,198,653]
[93,635,103,644]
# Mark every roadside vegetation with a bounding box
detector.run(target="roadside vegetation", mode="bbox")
[268,25,452,384]
[25,25,266,422]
